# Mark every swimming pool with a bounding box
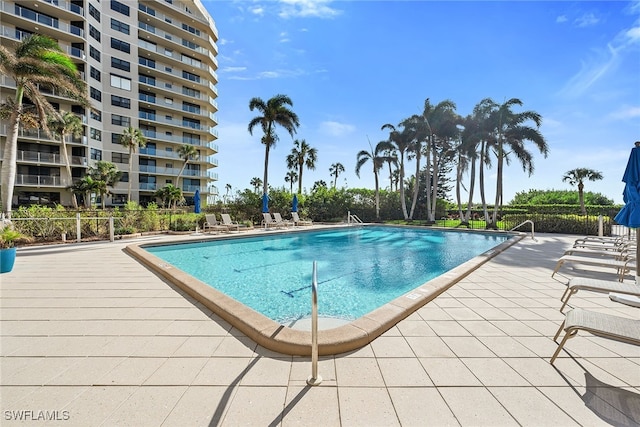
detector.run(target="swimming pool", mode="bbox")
[145,226,508,323]
[126,225,522,355]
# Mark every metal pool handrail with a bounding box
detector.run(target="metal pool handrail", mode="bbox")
[307,261,322,386]
[510,219,536,240]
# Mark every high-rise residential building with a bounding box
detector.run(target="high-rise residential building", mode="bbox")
[0,0,218,208]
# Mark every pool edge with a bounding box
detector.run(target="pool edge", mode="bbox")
[124,230,526,356]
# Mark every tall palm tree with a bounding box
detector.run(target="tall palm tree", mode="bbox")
[119,126,147,202]
[329,162,345,188]
[0,34,89,215]
[355,140,392,220]
[176,144,199,191]
[154,184,182,209]
[286,139,318,194]
[381,123,412,220]
[224,183,232,203]
[563,168,603,215]
[400,114,425,220]
[489,98,548,224]
[48,111,83,209]
[383,148,398,190]
[250,177,262,194]
[248,94,300,201]
[87,161,122,209]
[285,170,298,193]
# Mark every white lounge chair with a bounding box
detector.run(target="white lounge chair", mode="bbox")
[262,213,284,229]
[220,213,246,232]
[273,212,292,227]
[550,308,640,364]
[563,243,635,258]
[291,212,312,226]
[551,254,636,282]
[559,277,640,312]
[203,214,228,234]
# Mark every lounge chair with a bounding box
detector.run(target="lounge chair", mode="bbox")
[291,212,312,226]
[203,214,228,234]
[273,212,293,227]
[563,243,635,258]
[559,277,640,312]
[550,308,640,364]
[572,236,629,250]
[220,213,246,232]
[551,254,636,281]
[262,213,284,229]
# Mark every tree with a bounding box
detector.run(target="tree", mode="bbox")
[562,168,603,215]
[119,126,147,202]
[248,94,300,200]
[285,170,298,193]
[250,177,262,194]
[381,123,412,219]
[488,98,548,225]
[329,162,345,188]
[87,161,122,209]
[0,34,89,215]
[176,144,199,192]
[224,183,232,203]
[154,184,182,209]
[68,176,100,208]
[355,139,392,220]
[286,139,318,194]
[48,111,83,209]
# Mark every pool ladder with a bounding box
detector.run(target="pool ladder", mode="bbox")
[307,261,322,386]
[510,220,536,241]
[347,211,363,225]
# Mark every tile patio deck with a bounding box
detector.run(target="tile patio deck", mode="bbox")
[1,229,639,426]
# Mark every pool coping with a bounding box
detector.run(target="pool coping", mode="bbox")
[124,225,526,356]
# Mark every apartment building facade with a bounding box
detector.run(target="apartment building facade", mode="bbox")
[0,0,219,208]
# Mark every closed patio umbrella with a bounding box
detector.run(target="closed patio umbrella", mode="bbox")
[292,194,298,213]
[262,193,269,213]
[614,142,640,282]
[193,189,201,213]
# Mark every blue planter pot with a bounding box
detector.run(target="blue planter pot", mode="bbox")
[0,247,17,273]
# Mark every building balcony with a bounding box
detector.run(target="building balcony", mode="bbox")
[139,164,207,178]
[15,174,65,187]
[16,150,87,166]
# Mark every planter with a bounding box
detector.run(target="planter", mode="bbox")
[0,247,17,273]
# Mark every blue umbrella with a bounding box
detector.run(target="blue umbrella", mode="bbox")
[292,194,298,213]
[614,144,640,280]
[193,189,201,213]
[262,193,269,213]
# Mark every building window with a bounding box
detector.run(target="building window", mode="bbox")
[110,0,130,16]
[111,58,130,72]
[90,66,101,81]
[90,128,102,141]
[90,108,102,121]
[90,87,102,102]
[14,5,58,28]
[182,117,200,129]
[182,39,198,50]
[111,114,130,127]
[111,38,130,54]
[110,18,129,35]
[139,57,156,69]
[139,75,156,86]
[110,74,132,91]
[111,95,131,109]
[139,91,156,103]
[140,124,156,137]
[182,86,200,98]
[89,46,100,62]
[182,71,200,83]
[111,133,122,144]
[139,22,155,34]
[90,148,102,161]
[165,97,173,105]
[182,101,200,114]
[89,3,100,21]
[139,3,155,16]
[112,152,129,164]
[139,108,156,120]
[182,23,201,36]
[89,25,101,42]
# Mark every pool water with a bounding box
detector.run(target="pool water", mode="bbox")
[146,226,508,323]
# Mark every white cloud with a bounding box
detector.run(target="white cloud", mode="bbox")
[556,15,568,23]
[559,44,619,97]
[320,121,356,137]
[608,105,640,120]
[278,0,341,19]
[220,66,247,73]
[249,5,264,16]
[219,38,230,46]
[574,12,599,27]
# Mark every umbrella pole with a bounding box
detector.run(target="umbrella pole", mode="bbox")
[636,229,639,284]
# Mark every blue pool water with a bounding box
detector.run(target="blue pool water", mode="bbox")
[146,226,508,323]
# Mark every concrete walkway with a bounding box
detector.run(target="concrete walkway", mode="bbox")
[1,231,639,426]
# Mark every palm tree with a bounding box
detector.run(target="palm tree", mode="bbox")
[0,34,89,215]
[68,176,100,208]
[285,170,298,193]
[87,161,122,209]
[48,111,83,209]
[355,140,392,220]
[224,183,232,203]
[563,168,603,215]
[381,123,412,220]
[286,139,318,194]
[248,94,300,202]
[119,126,147,202]
[329,163,345,188]
[176,144,199,191]
[250,177,262,194]
[383,148,398,190]
[154,184,182,209]
[488,98,548,224]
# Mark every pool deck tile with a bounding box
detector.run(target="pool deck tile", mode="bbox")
[2,230,640,426]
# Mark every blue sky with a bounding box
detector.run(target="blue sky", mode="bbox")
[204,0,640,204]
